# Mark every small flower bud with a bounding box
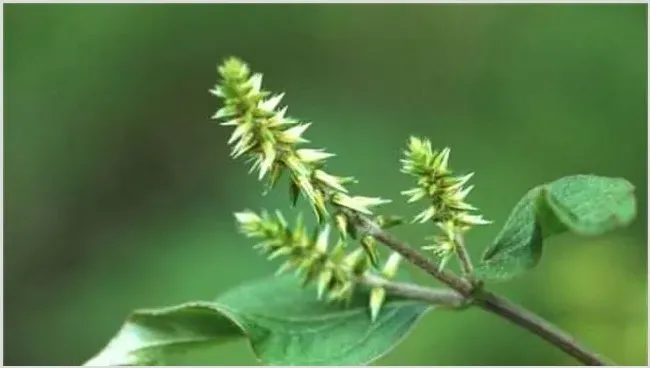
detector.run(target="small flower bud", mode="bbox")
[314,170,349,193]
[267,247,293,260]
[247,73,263,93]
[432,147,451,173]
[360,235,379,268]
[335,213,348,239]
[316,269,333,300]
[227,121,252,145]
[296,149,335,164]
[369,287,386,322]
[212,105,237,120]
[278,123,311,144]
[413,206,437,224]
[327,282,353,302]
[258,93,285,113]
[332,194,391,215]
[375,215,405,229]
[401,187,427,203]
[258,141,277,180]
[381,252,402,279]
[234,211,261,226]
[315,224,331,253]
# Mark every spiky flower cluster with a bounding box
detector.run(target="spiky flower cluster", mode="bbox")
[213,58,405,321]
[210,57,389,224]
[235,209,402,321]
[401,137,490,268]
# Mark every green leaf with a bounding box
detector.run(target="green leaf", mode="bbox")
[84,274,430,366]
[544,175,637,235]
[475,175,636,281]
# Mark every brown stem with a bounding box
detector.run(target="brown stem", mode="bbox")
[477,291,610,365]
[343,208,474,295]
[348,210,611,366]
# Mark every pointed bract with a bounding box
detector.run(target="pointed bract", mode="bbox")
[382,252,402,279]
[267,247,293,260]
[458,213,492,226]
[402,187,426,203]
[212,106,237,120]
[209,87,225,98]
[248,73,263,93]
[343,247,366,269]
[413,206,436,224]
[258,142,277,180]
[296,149,335,164]
[317,269,333,299]
[369,287,386,322]
[227,122,252,144]
[314,170,349,193]
[433,147,451,173]
[315,224,331,253]
[360,235,379,268]
[258,93,285,112]
[279,123,311,144]
[234,211,261,226]
[335,213,348,239]
[333,194,391,215]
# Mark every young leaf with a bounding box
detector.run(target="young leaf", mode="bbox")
[85,274,430,366]
[544,175,636,236]
[475,175,636,281]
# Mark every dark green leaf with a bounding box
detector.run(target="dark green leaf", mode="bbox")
[475,175,636,281]
[84,274,430,366]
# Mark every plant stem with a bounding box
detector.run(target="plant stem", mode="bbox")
[343,208,474,295]
[359,273,466,308]
[453,231,474,277]
[477,292,611,366]
[348,210,611,366]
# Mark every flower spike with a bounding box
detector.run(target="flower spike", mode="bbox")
[212,57,391,262]
[401,136,490,269]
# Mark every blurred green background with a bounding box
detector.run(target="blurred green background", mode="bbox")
[3,3,648,366]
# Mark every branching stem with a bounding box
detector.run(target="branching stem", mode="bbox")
[343,208,474,294]
[359,274,466,308]
[477,292,611,366]
[349,210,611,366]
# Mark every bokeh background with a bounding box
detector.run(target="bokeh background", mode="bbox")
[3,3,648,366]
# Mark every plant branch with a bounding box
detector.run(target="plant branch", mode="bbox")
[454,231,474,277]
[359,273,466,308]
[477,292,611,366]
[343,208,474,295]
[348,210,610,366]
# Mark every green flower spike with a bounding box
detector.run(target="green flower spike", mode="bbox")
[212,57,391,263]
[401,136,490,269]
[422,221,457,271]
[235,209,371,304]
